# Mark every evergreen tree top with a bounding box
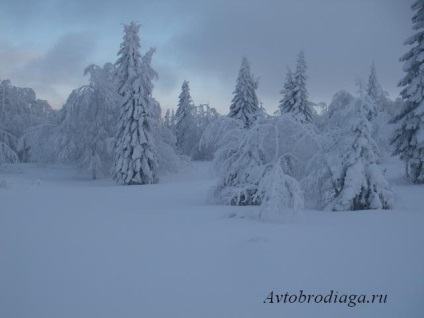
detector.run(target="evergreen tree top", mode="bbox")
[177,81,193,115]
[366,61,382,101]
[281,49,312,123]
[281,68,294,94]
[116,22,142,64]
[228,57,259,127]
[179,81,192,103]
[277,67,295,115]
[295,50,307,79]
[176,80,194,126]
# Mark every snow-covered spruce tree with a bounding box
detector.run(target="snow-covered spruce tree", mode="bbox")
[366,62,383,106]
[357,74,392,146]
[228,57,260,128]
[391,0,424,184]
[327,97,393,211]
[286,50,313,123]
[277,67,296,116]
[175,80,196,156]
[363,65,394,159]
[305,90,393,210]
[56,63,121,178]
[113,22,159,185]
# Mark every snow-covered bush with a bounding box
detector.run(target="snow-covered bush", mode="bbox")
[211,119,271,206]
[0,79,54,162]
[208,114,320,217]
[57,63,120,179]
[18,123,58,164]
[273,113,321,180]
[200,116,243,156]
[191,104,220,160]
[0,79,53,139]
[256,157,304,222]
[156,124,190,174]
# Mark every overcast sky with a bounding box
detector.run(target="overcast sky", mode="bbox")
[0,0,414,114]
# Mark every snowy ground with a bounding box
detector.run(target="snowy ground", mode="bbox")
[1,159,423,318]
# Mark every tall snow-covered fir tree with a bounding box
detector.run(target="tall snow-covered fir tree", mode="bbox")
[391,0,424,184]
[113,22,159,185]
[277,68,296,116]
[289,50,313,123]
[175,80,195,156]
[228,57,260,128]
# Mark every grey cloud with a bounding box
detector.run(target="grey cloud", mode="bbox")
[0,0,415,112]
[162,0,413,111]
[0,32,98,108]
[154,61,179,92]
[25,32,97,82]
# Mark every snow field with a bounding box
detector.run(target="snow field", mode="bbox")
[1,160,423,317]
